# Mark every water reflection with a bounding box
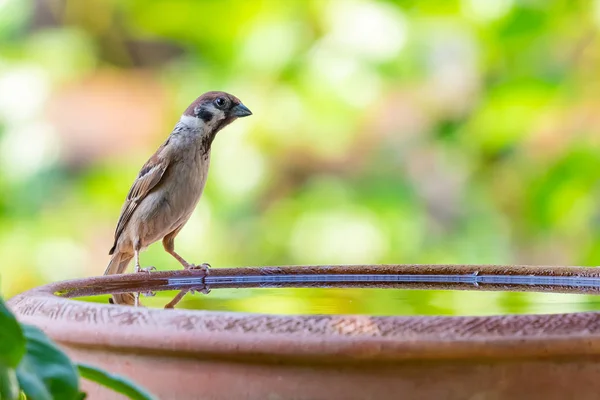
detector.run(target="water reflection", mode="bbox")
[60,268,600,316]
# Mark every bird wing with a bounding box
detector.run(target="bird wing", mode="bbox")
[109,145,171,254]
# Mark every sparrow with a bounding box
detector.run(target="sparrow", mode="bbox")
[104,91,252,305]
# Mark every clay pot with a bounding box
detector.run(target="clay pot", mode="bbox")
[8,264,600,400]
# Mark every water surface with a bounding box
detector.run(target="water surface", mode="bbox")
[67,270,600,316]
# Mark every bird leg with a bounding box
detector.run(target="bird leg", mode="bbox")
[162,233,211,274]
[164,285,211,309]
[164,290,189,309]
[133,248,156,274]
[167,248,211,273]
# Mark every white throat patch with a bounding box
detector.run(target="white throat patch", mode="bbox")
[179,115,204,130]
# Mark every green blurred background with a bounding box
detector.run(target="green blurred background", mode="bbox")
[2,0,600,315]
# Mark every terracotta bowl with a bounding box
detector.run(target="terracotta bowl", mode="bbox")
[8,264,600,400]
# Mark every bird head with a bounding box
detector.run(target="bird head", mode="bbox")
[183,91,252,134]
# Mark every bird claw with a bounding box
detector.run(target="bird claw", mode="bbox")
[163,283,211,309]
[186,262,211,274]
[190,286,211,295]
[134,265,156,274]
[186,263,210,293]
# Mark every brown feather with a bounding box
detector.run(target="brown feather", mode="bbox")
[104,251,133,275]
[109,141,171,255]
[182,91,242,117]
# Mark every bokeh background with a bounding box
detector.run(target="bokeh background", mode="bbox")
[2,0,600,315]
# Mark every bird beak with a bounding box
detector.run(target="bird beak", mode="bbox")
[230,103,252,117]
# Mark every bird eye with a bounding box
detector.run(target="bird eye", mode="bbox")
[214,97,227,108]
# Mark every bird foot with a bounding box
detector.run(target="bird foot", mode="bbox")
[164,285,211,309]
[190,286,211,295]
[134,265,156,273]
[185,262,211,274]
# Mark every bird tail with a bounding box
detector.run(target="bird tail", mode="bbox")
[104,252,137,306]
[110,292,137,306]
[104,251,133,275]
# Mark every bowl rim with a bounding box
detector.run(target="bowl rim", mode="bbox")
[8,264,600,364]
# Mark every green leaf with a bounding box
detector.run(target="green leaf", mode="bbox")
[77,363,157,400]
[0,367,20,400]
[16,324,80,400]
[0,297,26,368]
